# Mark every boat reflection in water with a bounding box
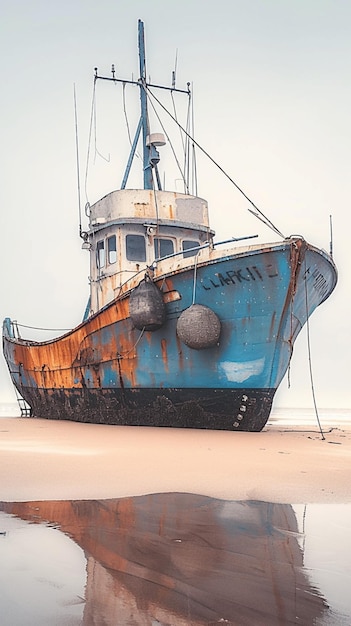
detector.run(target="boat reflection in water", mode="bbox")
[0,494,335,625]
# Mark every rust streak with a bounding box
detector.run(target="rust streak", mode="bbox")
[161,338,169,372]
[269,311,277,341]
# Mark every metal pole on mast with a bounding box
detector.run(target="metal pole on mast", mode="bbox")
[138,19,152,190]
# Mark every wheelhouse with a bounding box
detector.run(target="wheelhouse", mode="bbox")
[84,188,214,314]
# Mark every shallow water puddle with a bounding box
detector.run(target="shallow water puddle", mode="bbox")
[0,495,350,625]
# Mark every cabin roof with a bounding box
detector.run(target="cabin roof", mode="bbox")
[89,189,210,231]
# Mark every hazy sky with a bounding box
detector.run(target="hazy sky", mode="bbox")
[1,0,350,409]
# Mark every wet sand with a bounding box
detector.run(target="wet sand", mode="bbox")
[1,417,350,503]
[0,496,331,625]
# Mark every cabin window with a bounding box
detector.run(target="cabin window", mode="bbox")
[96,240,105,268]
[126,234,146,262]
[107,235,117,264]
[182,240,200,258]
[154,237,174,260]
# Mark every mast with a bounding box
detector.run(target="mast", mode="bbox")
[93,20,190,191]
[138,19,152,190]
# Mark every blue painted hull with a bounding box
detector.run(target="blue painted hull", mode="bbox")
[3,239,337,431]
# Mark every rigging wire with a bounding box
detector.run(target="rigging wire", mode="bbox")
[303,262,325,440]
[190,84,198,196]
[146,86,286,238]
[184,92,192,194]
[122,81,141,159]
[84,81,97,204]
[122,81,134,147]
[73,84,83,238]
[171,91,185,154]
[93,86,110,163]
[143,85,188,191]
[84,80,111,204]
[171,88,190,193]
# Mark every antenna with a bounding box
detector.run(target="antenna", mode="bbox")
[172,49,178,89]
[329,214,333,258]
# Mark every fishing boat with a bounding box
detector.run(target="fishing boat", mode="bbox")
[2,20,337,431]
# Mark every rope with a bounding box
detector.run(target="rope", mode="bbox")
[114,265,155,298]
[287,294,295,388]
[152,174,160,224]
[117,328,145,358]
[146,86,285,239]
[303,263,325,440]
[192,252,200,304]
[13,322,72,332]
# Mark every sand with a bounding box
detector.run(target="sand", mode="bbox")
[0,417,350,503]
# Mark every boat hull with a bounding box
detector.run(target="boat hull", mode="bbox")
[12,386,275,431]
[2,239,337,431]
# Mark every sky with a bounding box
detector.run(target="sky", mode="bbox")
[0,0,350,410]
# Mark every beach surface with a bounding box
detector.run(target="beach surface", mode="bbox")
[0,417,350,503]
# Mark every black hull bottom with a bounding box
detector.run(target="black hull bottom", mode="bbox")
[19,387,275,432]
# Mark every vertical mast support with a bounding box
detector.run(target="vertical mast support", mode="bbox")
[138,19,153,190]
